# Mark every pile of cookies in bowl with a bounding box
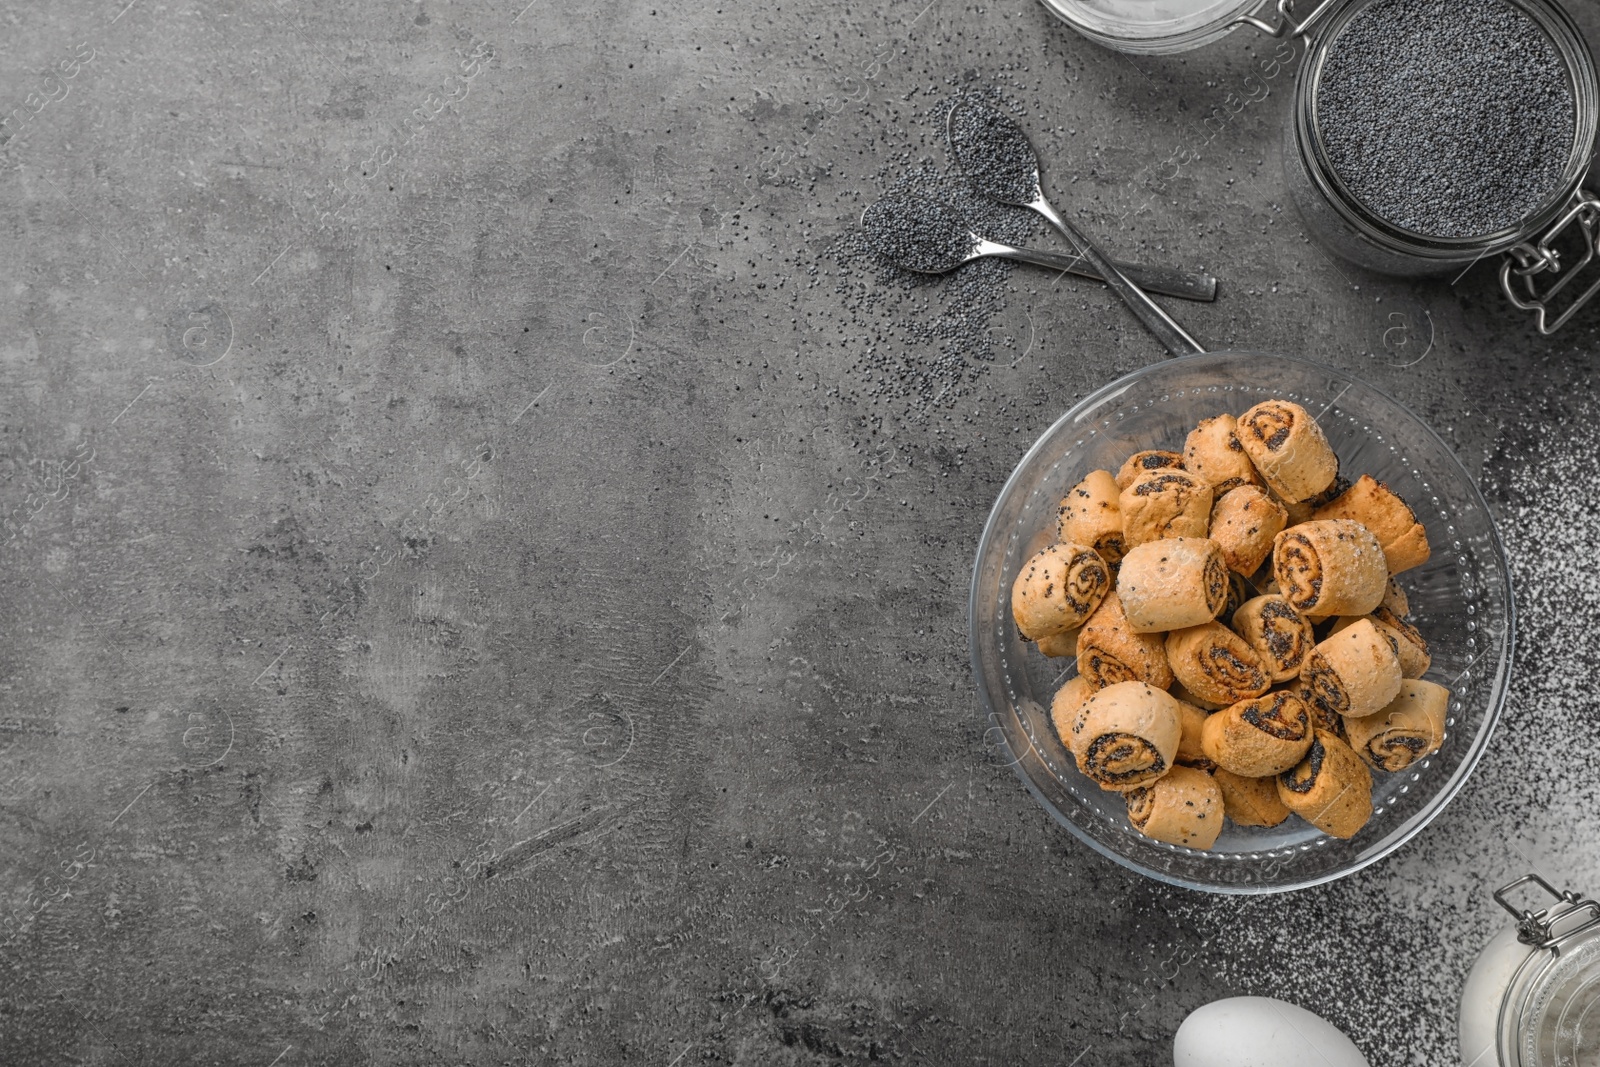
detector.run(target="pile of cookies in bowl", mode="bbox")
[1010,398,1447,851]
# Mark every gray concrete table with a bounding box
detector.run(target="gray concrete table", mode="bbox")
[4,2,1599,1064]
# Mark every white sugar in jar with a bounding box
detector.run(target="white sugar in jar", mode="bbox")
[1460,874,1600,1067]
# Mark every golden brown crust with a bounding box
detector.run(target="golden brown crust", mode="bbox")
[1010,542,1112,641]
[1232,595,1316,683]
[1199,690,1314,777]
[1049,676,1097,760]
[1165,622,1272,706]
[1117,538,1230,633]
[1277,731,1373,839]
[1183,414,1263,495]
[1119,468,1214,548]
[1213,768,1291,828]
[1035,628,1080,659]
[1271,519,1388,617]
[1115,450,1185,490]
[1174,701,1215,771]
[1311,474,1431,574]
[1209,485,1289,576]
[1330,609,1431,679]
[1076,591,1174,690]
[1300,619,1404,720]
[1074,681,1182,792]
[1381,576,1410,618]
[1344,679,1450,772]
[1057,469,1127,566]
[1236,400,1339,502]
[1125,765,1223,849]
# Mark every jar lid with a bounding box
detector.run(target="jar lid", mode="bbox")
[1037,0,1266,54]
[1495,875,1600,1067]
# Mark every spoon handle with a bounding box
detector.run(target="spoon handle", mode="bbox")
[980,242,1217,303]
[1030,198,1205,358]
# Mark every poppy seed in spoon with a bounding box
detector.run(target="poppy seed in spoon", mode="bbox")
[861,194,979,274]
[949,100,1041,206]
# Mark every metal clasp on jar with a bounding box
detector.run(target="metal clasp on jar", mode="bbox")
[1501,190,1600,335]
[1232,0,1344,38]
[1493,872,1600,952]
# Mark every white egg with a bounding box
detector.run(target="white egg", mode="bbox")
[1173,996,1370,1067]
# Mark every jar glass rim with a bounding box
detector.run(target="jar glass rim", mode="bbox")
[1295,0,1600,258]
[1036,0,1262,54]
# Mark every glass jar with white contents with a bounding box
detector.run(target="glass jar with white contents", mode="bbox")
[1037,0,1600,333]
[1460,874,1600,1067]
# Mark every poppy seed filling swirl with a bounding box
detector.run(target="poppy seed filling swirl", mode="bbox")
[1084,733,1167,786]
[1360,729,1429,772]
[1280,737,1327,795]
[1258,602,1308,667]
[1063,551,1110,615]
[1239,692,1311,741]
[1200,644,1267,695]
[1275,531,1325,611]
[1243,403,1296,452]
[1079,648,1138,688]
[1125,785,1157,829]
[1301,652,1350,716]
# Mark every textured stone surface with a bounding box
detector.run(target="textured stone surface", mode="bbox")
[4,1,1600,1064]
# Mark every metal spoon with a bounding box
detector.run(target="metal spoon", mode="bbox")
[948,98,1205,357]
[860,197,1217,302]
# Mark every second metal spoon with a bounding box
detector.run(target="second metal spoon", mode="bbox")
[935,234,1215,302]
[860,197,1217,302]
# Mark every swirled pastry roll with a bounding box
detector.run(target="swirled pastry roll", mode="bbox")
[1077,591,1174,690]
[1011,542,1111,641]
[1232,595,1316,683]
[1074,681,1182,792]
[1125,765,1223,849]
[1300,619,1403,720]
[1271,519,1388,618]
[1165,621,1272,706]
[1049,675,1097,759]
[1057,470,1127,565]
[1183,414,1263,495]
[1036,628,1080,659]
[1213,768,1291,828]
[1120,468,1213,548]
[1344,679,1450,772]
[1199,689,1314,777]
[1312,474,1430,574]
[1237,399,1339,502]
[1174,700,1215,771]
[1118,538,1230,633]
[1330,608,1431,679]
[1115,449,1185,490]
[1277,731,1374,839]
[1209,485,1288,576]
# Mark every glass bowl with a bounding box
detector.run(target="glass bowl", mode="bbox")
[968,351,1515,894]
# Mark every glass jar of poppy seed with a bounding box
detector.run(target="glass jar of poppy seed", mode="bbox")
[1040,0,1600,332]
[1282,0,1600,331]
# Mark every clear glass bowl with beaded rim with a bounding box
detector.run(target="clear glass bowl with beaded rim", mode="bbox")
[968,351,1515,893]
